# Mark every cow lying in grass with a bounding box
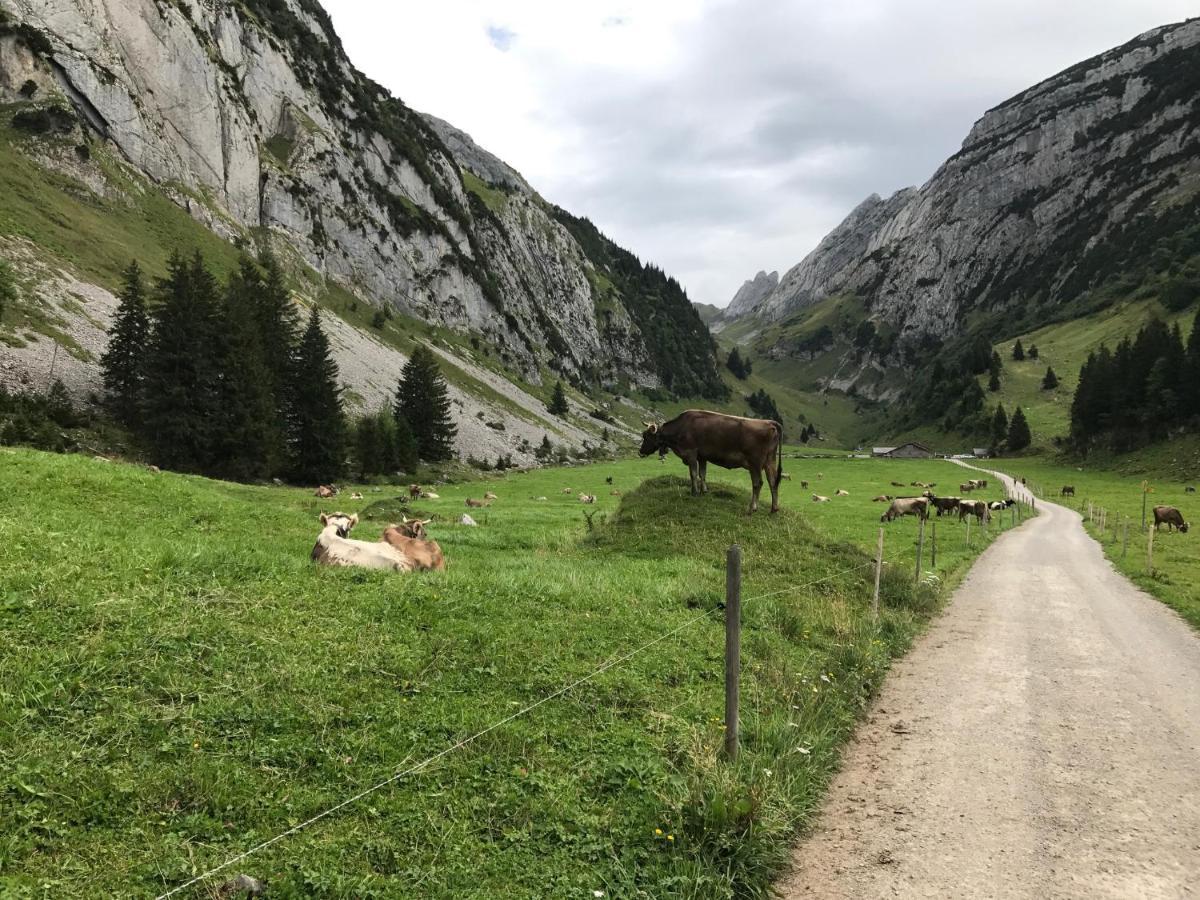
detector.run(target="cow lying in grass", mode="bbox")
[312,513,412,572]
[381,517,446,571]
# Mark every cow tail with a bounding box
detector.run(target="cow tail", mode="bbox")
[773,421,784,490]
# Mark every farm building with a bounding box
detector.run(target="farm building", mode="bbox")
[973,448,991,458]
[872,442,933,459]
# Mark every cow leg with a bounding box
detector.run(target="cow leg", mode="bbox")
[749,467,763,514]
[764,457,780,513]
[698,459,709,493]
[684,452,700,496]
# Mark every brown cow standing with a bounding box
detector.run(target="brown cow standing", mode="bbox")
[1153,506,1189,533]
[640,410,783,514]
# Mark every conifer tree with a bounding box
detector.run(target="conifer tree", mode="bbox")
[289,307,346,482]
[1041,367,1059,390]
[395,344,457,461]
[1012,339,1025,361]
[1007,405,1031,451]
[536,434,553,460]
[0,259,15,322]
[1028,344,1039,360]
[142,252,222,471]
[214,265,277,480]
[988,371,1001,392]
[251,250,298,462]
[990,403,1008,449]
[100,260,150,428]
[547,379,569,416]
[393,411,419,473]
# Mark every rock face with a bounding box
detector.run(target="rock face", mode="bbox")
[0,0,716,392]
[722,270,778,320]
[727,17,1200,346]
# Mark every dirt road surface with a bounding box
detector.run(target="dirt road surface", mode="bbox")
[780,468,1200,899]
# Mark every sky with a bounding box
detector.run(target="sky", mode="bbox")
[321,1,1194,307]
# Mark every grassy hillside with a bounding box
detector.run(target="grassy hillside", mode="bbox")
[992,455,1200,630]
[0,448,1025,898]
[979,299,1199,448]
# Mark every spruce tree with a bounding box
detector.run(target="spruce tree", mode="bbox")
[395,344,457,461]
[353,413,383,477]
[393,411,419,473]
[100,260,150,428]
[251,250,298,470]
[726,347,748,379]
[214,265,277,481]
[289,307,346,482]
[0,259,15,322]
[990,403,1008,449]
[1007,406,1031,451]
[988,371,1001,392]
[142,252,222,471]
[547,380,569,416]
[1028,344,1039,360]
[1041,367,1059,390]
[1012,339,1025,361]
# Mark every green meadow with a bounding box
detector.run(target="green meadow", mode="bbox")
[1,448,1025,898]
[994,456,1200,631]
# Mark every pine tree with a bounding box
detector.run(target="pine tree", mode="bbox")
[726,347,750,379]
[289,307,346,482]
[252,250,298,470]
[395,344,457,461]
[0,259,15,322]
[214,264,277,481]
[1012,339,1025,361]
[393,411,419,473]
[100,260,150,428]
[988,371,1001,392]
[1028,344,1039,360]
[142,252,222,471]
[354,413,382,477]
[547,380,569,416]
[1007,405,1031,451]
[1041,367,1059,390]
[536,434,553,460]
[990,403,1008,449]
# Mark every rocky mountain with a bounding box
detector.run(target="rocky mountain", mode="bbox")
[725,17,1200,354]
[722,270,778,320]
[0,0,724,460]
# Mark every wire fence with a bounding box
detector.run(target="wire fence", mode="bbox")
[155,560,875,898]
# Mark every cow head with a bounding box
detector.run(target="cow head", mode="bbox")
[319,512,358,538]
[395,515,432,539]
[639,422,664,457]
[1181,522,1190,534]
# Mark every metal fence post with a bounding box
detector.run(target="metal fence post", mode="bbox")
[725,545,741,761]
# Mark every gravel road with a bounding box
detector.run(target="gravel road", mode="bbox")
[779,467,1200,899]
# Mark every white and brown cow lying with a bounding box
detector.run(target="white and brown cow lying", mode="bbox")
[381,517,446,571]
[312,513,412,572]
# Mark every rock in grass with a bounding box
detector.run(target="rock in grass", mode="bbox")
[460,514,478,526]
[217,874,265,896]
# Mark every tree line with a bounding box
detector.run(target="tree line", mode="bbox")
[100,250,458,482]
[1068,316,1199,453]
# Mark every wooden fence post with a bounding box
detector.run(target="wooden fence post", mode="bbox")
[965,515,971,547]
[931,521,937,568]
[1122,519,1129,559]
[725,545,741,762]
[1146,526,1154,576]
[872,527,883,621]
[915,517,926,589]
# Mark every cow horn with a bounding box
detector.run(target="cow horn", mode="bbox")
[401,515,409,523]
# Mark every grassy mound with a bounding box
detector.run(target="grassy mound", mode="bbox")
[0,450,994,898]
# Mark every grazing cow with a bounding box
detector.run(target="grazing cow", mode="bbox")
[958,500,990,523]
[780,472,792,480]
[812,494,831,503]
[1186,486,1196,494]
[1153,506,1189,533]
[579,493,596,504]
[483,491,498,501]
[928,495,962,517]
[311,513,411,572]
[315,485,336,499]
[881,497,928,523]
[800,480,809,489]
[409,484,422,500]
[1061,486,1075,496]
[835,489,850,496]
[639,410,783,514]
[381,517,445,571]
[465,498,490,508]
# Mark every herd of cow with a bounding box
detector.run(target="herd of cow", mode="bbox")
[875,478,1015,525]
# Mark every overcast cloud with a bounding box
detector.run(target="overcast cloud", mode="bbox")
[321,0,1194,307]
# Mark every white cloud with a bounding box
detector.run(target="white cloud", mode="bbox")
[322,0,1196,306]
